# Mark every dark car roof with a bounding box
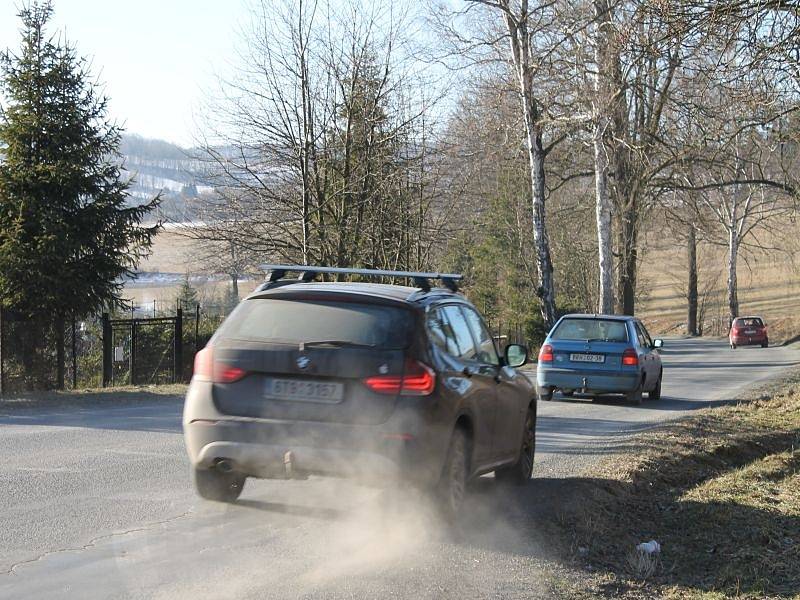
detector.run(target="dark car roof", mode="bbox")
[559,313,636,322]
[248,281,463,307]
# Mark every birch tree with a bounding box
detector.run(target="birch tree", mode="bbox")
[447,0,586,327]
[590,0,614,314]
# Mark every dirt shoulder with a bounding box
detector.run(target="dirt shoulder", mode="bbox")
[0,384,186,410]
[546,373,800,599]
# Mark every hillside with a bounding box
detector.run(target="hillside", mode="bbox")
[120,134,211,222]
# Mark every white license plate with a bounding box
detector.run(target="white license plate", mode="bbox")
[745,329,756,334]
[570,353,605,364]
[265,378,344,403]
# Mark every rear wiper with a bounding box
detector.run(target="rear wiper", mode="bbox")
[587,338,617,343]
[302,340,377,349]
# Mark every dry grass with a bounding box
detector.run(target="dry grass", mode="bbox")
[550,373,800,599]
[124,230,259,307]
[0,384,187,409]
[638,226,800,342]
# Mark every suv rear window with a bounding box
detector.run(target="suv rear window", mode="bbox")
[219,299,411,348]
[734,317,763,327]
[551,318,629,342]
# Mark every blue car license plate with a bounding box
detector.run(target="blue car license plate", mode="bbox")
[570,353,605,363]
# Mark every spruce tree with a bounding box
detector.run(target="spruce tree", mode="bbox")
[0,2,159,317]
[0,2,159,386]
[176,274,198,310]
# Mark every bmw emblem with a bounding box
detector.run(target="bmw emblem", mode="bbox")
[296,355,311,370]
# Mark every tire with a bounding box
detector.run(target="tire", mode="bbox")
[731,343,737,350]
[437,428,469,521]
[495,407,536,485]
[762,340,769,348]
[648,371,662,400]
[538,386,553,402]
[626,379,644,405]
[194,467,245,503]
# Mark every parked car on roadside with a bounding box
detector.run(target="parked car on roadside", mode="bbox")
[729,316,768,349]
[183,265,537,519]
[536,314,663,405]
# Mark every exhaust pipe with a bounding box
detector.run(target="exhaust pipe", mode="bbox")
[215,458,233,473]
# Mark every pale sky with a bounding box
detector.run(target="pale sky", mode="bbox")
[0,0,250,146]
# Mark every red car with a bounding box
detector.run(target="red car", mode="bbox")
[730,316,768,349]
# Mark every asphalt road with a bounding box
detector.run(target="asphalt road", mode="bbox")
[1,338,797,599]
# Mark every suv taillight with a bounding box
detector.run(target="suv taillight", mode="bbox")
[193,346,248,383]
[538,344,554,363]
[622,348,638,366]
[364,359,435,396]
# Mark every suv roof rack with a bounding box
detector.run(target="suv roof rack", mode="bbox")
[258,264,462,293]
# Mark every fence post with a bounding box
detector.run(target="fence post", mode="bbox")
[0,306,4,396]
[130,320,137,386]
[102,312,111,387]
[56,318,65,390]
[71,317,77,389]
[194,303,200,352]
[174,308,183,383]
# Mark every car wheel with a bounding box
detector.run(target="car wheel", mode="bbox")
[648,371,662,400]
[626,379,644,405]
[495,407,536,485]
[437,428,469,521]
[194,467,245,503]
[762,340,769,348]
[538,386,553,401]
[731,343,737,350]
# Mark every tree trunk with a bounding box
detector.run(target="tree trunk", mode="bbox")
[619,196,637,315]
[593,121,614,314]
[528,124,557,327]
[502,2,557,329]
[592,0,614,315]
[727,227,739,326]
[231,273,239,302]
[687,224,698,336]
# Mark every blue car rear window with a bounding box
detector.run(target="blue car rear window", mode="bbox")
[551,318,629,342]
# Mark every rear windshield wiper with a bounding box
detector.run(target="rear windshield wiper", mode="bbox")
[586,338,624,343]
[303,340,377,349]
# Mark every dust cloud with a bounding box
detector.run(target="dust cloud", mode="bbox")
[141,474,554,599]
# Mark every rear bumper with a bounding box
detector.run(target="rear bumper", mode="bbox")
[193,438,405,481]
[537,366,639,393]
[730,335,767,345]
[183,381,448,486]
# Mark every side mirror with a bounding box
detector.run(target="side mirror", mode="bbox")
[653,339,664,349]
[504,344,529,368]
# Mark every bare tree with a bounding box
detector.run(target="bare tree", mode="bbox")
[187,0,446,275]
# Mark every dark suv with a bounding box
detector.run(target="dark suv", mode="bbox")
[183,266,536,517]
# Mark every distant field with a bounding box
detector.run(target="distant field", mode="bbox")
[124,230,258,309]
[128,225,800,340]
[638,225,800,342]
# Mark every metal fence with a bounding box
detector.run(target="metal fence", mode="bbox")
[0,304,225,394]
[101,312,182,386]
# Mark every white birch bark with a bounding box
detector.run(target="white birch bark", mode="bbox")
[501,0,557,327]
[592,0,614,315]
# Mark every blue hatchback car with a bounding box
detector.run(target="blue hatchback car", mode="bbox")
[536,314,663,405]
